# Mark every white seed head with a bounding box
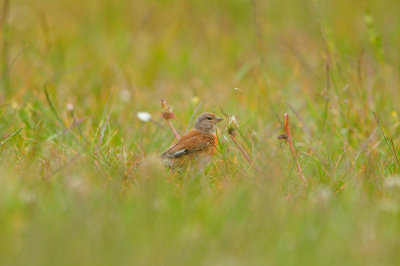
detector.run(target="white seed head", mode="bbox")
[227,115,239,136]
[137,112,152,122]
[67,103,74,111]
[228,115,239,128]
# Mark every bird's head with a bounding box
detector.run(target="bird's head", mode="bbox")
[194,112,223,134]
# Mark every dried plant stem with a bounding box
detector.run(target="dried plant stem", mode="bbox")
[149,119,164,129]
[283,113,306,182]
[0,43,29,83]
[230,135,251,164]
[166,119,180,140]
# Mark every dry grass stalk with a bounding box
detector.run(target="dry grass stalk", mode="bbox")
[226,115,253,166]
[278,113,306,182]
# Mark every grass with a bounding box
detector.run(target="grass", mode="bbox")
[1,0,400,265]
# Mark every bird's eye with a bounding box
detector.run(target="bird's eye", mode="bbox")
[207,117,212,120]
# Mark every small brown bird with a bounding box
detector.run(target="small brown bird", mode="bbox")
[162,112,223,168]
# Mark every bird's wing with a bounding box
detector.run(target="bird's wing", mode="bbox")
[162,130,216,158]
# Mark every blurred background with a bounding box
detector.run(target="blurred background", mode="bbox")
[3,0,400,112]
[1,0,400,265]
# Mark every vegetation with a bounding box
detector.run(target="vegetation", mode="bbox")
[1,0,400,265]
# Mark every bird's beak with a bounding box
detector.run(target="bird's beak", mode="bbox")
[216,116,224,122]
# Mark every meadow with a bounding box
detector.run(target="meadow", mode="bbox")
[1,0,400,265]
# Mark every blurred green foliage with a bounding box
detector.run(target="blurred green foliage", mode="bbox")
[1,0,400,265]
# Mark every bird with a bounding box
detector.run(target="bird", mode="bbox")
[162,112,223,168]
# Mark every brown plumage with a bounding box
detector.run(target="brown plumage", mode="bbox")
[162,112,223,168]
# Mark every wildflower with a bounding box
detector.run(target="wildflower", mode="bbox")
[161,99,176,120]
[137,112,152,122]
[227,115,239,136]
[192,96,199,104]
[67,103,74,111]
[161,99,171,112]
[225,114,253,165]
[160,99,180,139]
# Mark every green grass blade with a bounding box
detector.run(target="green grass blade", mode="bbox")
[44,87,66,128]
[0,127,23,147]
